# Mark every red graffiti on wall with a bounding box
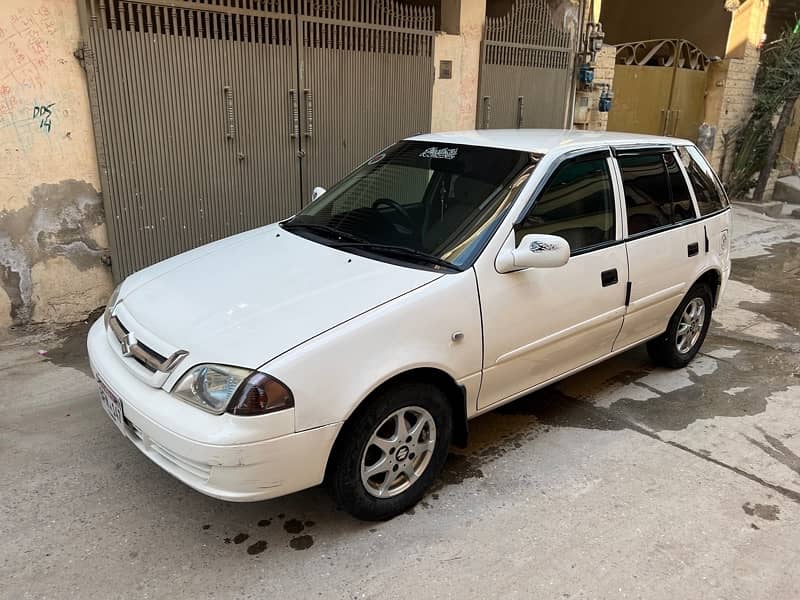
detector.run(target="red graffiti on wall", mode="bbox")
[0,2,63,147]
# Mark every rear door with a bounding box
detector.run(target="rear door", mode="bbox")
[612,148,703,350]
[677,145,732,285]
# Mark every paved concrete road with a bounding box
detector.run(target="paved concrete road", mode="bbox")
[2,206,799,600]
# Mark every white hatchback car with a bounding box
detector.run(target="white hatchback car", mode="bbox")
[88,130,731,520]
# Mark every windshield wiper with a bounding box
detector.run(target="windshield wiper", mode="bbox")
[281,221,367,244]
[331,242,458,271]
[283,221,457,270]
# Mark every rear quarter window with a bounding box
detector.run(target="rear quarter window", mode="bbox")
[678,146,728,216]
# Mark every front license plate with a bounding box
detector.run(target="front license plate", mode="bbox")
[98,379,125,431]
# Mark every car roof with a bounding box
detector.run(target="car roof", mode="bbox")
[406,129,692,156]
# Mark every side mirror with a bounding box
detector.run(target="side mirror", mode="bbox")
[311,186,326,202]
[496,234,570,273]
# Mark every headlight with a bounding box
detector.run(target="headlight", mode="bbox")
[103,283,122,327]
[172,364,294,416]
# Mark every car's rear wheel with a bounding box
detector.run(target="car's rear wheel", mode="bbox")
[329,382,452,521]
[646,283,713,369]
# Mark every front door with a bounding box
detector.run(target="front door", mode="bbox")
[476,150,629,410]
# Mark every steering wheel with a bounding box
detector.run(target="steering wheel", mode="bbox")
[372,198,416,236]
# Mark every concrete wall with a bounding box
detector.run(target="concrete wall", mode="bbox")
[0,0,113,334]
[431,0,486,131]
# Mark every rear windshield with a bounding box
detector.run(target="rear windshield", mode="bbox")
[285,141,535,269]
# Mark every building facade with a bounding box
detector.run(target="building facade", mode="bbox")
[2,0,614,334]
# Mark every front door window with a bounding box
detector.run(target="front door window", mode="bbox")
[516,155,616,254]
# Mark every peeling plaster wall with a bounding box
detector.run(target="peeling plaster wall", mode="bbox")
[432,0,581,132]
[431,0,486,132]
[0,0,113,333]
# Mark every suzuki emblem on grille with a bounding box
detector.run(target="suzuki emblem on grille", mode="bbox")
[120,332,137,357]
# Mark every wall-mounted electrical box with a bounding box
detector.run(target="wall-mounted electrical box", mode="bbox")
[574,92,592,124]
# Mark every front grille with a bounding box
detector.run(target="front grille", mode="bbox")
[108,315,186,374]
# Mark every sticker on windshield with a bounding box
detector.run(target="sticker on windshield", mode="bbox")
[367,152,386,165]
[419,147,459,160]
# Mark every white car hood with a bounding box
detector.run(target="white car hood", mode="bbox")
[117,224,441,369]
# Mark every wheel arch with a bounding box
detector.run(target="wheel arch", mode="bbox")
[692,268,722,307]
[323,367,469,482]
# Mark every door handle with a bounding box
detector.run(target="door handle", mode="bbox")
[601,268,618,287]
[223,85,235,140]
[687,242,699,257]
[303,89,313,137]
[289,89,299,138]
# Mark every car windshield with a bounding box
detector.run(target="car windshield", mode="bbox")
[283,141,536,270]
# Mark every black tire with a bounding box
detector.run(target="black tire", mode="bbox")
[646,283,713,369]
[328,381,452,521]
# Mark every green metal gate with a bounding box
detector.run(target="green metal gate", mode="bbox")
[476,0,578,130]
[80,0,434,280]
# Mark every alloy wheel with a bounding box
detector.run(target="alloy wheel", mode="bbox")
[360,406,437,498]
[676,297,706,354]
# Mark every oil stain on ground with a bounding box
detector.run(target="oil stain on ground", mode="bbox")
[283,519,305,534]
[283,518,316,550]
[217,515,318,555]
[247,540,268,555]
[289,535,314,550]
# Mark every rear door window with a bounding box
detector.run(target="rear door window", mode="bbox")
[618,153,672,235]
[678,146,728,215]
[516,154,616,254]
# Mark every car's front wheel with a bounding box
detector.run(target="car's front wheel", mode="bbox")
[329,382,452,521]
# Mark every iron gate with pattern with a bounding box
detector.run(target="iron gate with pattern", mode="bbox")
[80,0,435,280]
[476,0,577,130]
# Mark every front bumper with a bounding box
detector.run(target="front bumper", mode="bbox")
[87,319,341,502]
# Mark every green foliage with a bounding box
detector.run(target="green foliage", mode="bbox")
[727,23,800,198]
